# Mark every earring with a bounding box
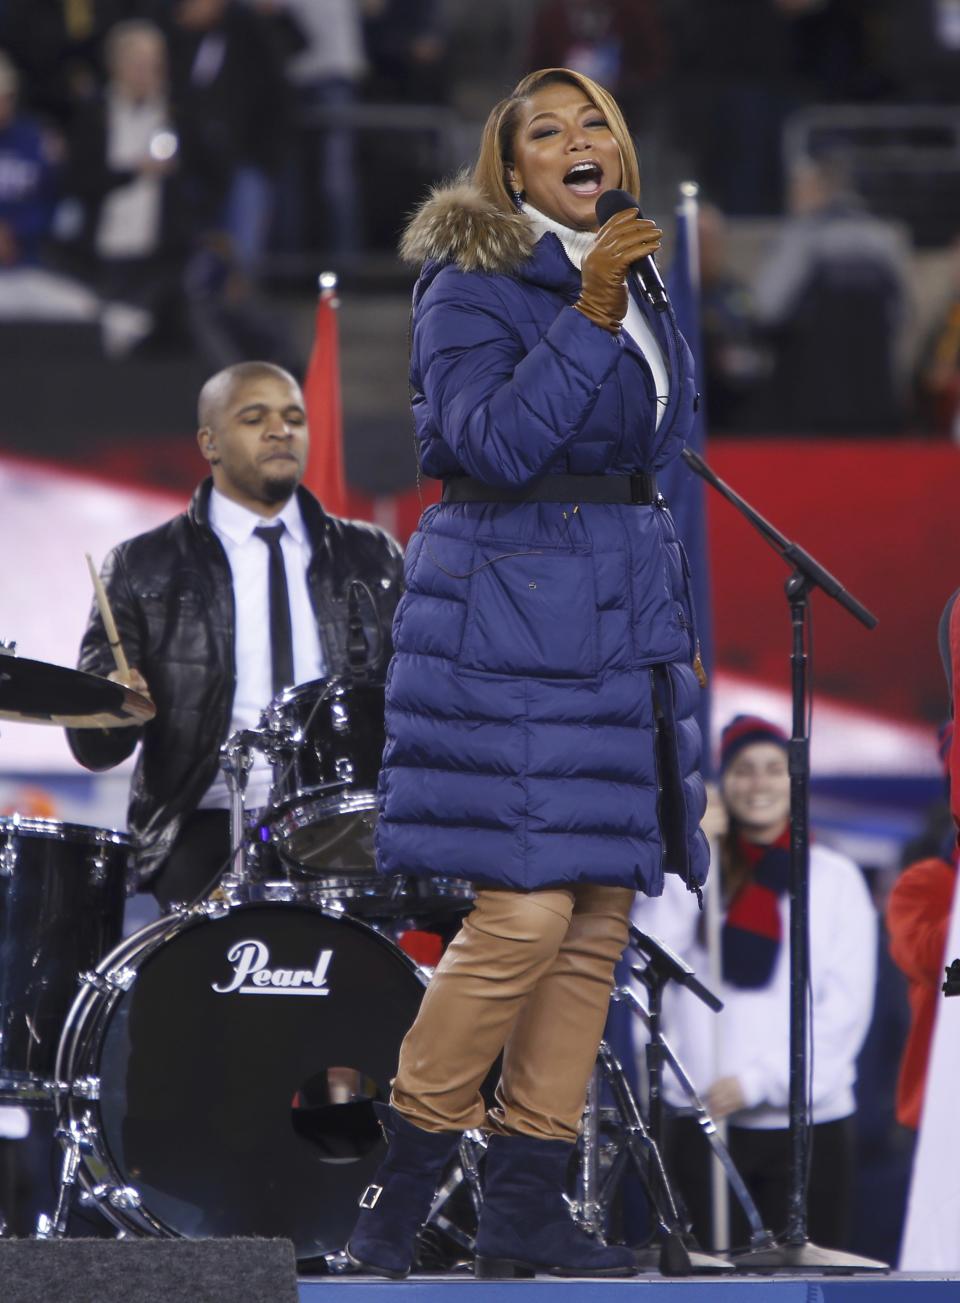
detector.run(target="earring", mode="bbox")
[511,189,524,212]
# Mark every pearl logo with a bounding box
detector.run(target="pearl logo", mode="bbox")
[212,938,333,996]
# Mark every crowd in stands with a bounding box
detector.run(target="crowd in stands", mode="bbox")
[700,153,913,437]
[0,0,957,431]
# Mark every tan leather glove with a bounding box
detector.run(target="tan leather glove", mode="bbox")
[575,209,663,333]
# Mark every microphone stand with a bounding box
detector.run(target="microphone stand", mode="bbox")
[628,926,723,1156]
[681,449,886,1273]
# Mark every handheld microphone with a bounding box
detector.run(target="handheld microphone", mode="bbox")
[595,189,669,312]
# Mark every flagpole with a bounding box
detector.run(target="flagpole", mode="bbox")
[677,181,700,298]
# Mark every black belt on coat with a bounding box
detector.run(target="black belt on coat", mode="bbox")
[440,472,662,505]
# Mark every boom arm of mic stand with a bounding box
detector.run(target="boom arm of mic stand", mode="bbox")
[680,448,878,630]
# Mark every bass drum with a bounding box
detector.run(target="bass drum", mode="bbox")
[56,901,425,1260]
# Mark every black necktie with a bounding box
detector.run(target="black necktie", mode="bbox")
[254,522,295,696]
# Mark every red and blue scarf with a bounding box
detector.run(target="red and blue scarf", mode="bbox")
[722,829,792,989]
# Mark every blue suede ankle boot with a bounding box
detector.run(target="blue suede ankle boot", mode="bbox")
[474,1133,638,1278]
[344,1104,461,1279]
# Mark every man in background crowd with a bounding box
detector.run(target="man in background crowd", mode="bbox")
[749,152,910,434]
[165,0,290,279]
[0,48,99,322]
[60,18,225,354]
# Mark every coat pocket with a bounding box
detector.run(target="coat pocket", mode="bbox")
[460,547,599,679]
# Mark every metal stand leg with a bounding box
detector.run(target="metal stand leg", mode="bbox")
[577,1068,605,1240]
[614,984,774,1250]
[583,1040,734,1276]
[455,1130,485,1223]
[217,731,256,900]
[35,1114,95,1239]
[422,1130,486,1258]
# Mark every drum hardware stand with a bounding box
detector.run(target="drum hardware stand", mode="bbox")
[35,1113,98,1239]
[577,1070,611,1238]
[623,925,775,1257]
[565,920,740,1273]
[217,728,259,900]
[574,1040,733,1275]
[318,1131,487,1276]
[456,1130,485,1219]
[423,1130,486,1256]
[631,927,764,1236]
[37,1109,145,1242]
[614,984,774,1252]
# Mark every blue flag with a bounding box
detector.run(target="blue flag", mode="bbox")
[659,183,714,775]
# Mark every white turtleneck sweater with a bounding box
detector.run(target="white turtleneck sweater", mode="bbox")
[523,203,670,429]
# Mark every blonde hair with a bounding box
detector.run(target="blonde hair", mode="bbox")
[472,68,640,215]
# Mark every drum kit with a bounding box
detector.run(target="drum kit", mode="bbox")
[0,643,473,1264]
[0,643,764,1274]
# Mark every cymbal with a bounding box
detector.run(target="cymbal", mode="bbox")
[0,655,155,728]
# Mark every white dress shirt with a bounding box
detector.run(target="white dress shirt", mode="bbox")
[198,488,326,810]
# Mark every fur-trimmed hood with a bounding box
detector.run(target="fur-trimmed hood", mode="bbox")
[400,176,536,275]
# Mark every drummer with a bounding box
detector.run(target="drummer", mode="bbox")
[67,361,403,908]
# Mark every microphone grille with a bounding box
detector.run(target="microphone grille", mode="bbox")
[595,188,642,227]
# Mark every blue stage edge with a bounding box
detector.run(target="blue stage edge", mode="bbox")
[298,1274,959,1300]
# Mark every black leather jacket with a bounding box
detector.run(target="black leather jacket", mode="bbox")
[67,480,404,883]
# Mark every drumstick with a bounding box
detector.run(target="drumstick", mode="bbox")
[85,552,132,686]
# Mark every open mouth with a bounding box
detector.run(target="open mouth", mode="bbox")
[563,160,604,196]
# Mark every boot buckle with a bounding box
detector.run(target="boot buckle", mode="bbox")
[359,1184,383,1210]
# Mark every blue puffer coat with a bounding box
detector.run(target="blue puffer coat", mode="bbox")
[376,183,709,898]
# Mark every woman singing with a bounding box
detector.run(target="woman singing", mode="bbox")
[346,66,709,1279]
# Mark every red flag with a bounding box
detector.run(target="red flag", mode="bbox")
[302,271,348,517]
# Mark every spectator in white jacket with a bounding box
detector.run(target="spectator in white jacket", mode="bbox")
[634,714,877,1251]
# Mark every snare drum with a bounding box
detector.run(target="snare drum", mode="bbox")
[263,677,385,874]
[55,900,426,1259]
[0,817,129,1100]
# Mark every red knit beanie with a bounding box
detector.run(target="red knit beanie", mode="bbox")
[720,714,789,773]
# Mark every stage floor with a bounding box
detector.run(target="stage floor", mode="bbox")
[297,1273,959,1300]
